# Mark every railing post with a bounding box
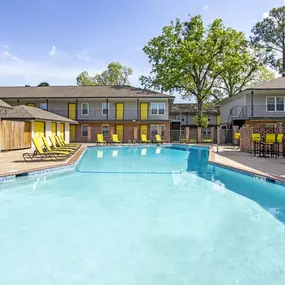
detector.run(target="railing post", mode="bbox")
[251,91,254,117]
[137,99,139,120]
[106,98,109,120]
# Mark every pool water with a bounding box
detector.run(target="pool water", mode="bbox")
[1,146,285,284]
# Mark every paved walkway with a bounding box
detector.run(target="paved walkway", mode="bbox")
[0,145,87,177]
[210,146,285,179]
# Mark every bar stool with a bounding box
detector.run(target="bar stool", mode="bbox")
[251,133,261,156]
[263,134,276,158]
[276,134,284,158]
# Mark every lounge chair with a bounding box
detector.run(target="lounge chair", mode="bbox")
[58,136,81,148]
[49,136,76,153]
[55,136,78,150]
[42,137,71,155]
[141,134,151,143]
[97,134,106,144]
[23,138,69,161]
[155,135,166,143]
[112,134,121,144]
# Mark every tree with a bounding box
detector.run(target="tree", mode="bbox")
[140,15,249,126]
[76,71,95,86]
[37,82,49,86]
[251,6,285,76]
[212,46,275,99]
[76,62,133,86]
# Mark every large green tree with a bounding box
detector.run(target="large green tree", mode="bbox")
[213,47,275,98]
[76,62,133,86]
[251,6,285,76]
[140,15,251,126]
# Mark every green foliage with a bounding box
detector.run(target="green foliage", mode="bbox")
[194,114,209,128]
[76,71,95,86]
[76,62,133,86]
[37,82,49,87]
[140,15,252,126]
[251,6,285,75]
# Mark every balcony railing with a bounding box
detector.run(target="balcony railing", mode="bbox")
[231,105,285,119]
[47,109,169,121]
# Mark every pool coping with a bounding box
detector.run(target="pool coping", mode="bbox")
[208,146,285,186]
[0,146,87,182]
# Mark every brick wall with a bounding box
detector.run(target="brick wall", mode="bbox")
[75,121,171,143]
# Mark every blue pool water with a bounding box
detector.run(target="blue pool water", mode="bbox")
[1,146,285,284]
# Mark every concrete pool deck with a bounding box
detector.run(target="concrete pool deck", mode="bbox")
[209,146,285,181]
[0,145,87,178]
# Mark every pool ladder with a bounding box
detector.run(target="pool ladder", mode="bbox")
[212,144,219,153]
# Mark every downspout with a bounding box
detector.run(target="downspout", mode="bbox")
[251,91,254,117]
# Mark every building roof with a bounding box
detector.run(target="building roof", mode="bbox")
[170,103,219,114]
[0,85,174,99]
[1,105,78,124]
[219,77,285,105]
[0,99,12,109]
[251,77,285,90]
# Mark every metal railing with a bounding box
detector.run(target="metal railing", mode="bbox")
[231,105,285,119]
[46,109,170,121]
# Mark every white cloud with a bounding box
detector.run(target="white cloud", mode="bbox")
[204,4,209,10]
[76,51,91,62]
[263,11,269,18]
[3,44,9,49]
[48,45,56,56]
[0,51,20,61]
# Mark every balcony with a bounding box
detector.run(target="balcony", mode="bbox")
[231,105,285,119]
[48,108,169,121]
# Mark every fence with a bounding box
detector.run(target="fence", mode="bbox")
[1,120,31,151]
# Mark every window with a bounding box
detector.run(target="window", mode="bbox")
[102,103,109,115]
[151,103,165,115]
[102,125,109,137]
[81,103,89,115]
[266,97,285,111]
[175,115,185,122]
[151,125,165,137]
[40,103,47,110]
[202,128,211,136]
[81,125,88,137]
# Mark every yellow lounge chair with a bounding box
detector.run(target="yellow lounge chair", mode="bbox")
[49,136,75,153]
[155,135,166,143]
[141,134,151,143]
[97,134,106,144]
[23,138,69,161]
[55,136,78,150]
[112,134,121,144]
[42,137,70,155]
[59,136,81,148]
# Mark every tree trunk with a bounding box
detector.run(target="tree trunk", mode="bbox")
[197,98,203,127]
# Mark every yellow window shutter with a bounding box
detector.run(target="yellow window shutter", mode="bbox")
[217,115,221,125]
[60,123,65,139]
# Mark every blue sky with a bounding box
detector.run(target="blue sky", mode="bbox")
[0,0,283,101]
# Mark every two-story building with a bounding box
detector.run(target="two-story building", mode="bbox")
[169,103,220,141]
[0,85,174,143]
[220,77,285,127]
[220,77,285,142]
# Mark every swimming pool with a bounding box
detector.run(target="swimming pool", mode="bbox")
[1,145,285,284]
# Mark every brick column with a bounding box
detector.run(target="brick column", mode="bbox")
[166,122,171,143]
[210,127,215,143]
[217,127,221,145]
[133,126,138,142]
[110,126,115,136]
[185,127,190,144]
[197,127,202,144]
[240,126,253,152]
[87,126,92,143]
